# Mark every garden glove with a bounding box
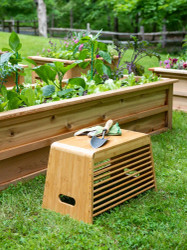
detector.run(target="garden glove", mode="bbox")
[74,123,121,137]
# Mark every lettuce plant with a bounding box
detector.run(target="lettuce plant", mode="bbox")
[0,72,160,112]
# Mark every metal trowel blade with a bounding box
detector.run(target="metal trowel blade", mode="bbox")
[90,136,108,149]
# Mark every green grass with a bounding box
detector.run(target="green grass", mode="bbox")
[0,111,186,249]
[0,31,168,83]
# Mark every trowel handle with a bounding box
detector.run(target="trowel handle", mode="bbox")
[103,120,113,132]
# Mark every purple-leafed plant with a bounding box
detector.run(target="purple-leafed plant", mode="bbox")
[111,36,161,78]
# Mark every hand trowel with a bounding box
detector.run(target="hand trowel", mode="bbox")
[90,120,113,149]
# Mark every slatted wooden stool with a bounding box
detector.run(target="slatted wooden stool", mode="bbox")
[42,129,157,224]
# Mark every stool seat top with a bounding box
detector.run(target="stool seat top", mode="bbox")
[54,129,148,153]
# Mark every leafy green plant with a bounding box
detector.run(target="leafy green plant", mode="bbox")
[20,88,36,106]
[74,31,112,82]
[1,32,36,92]
[72,73,160,95]
[2,32,23,93]
[0,53,22,89]
[0,83,38,112]
[0,71,160,112]
[0,85,23,111]
[32,61,80,98]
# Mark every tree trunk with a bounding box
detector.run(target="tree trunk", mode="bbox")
[70,9,73,28]
[152,23,157,41]
[105,5,111,31]
[114,16,119,40]
[107,15,111,30]
[134,13,139,33]
[37,0,47,37]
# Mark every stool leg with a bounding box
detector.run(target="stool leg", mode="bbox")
[42,143,94,224]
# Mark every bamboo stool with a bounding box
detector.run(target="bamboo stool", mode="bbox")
[42,129,157,224]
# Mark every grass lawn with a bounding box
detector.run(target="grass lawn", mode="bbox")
[0,32,186,249]
[0,31,168,83]
[0,111,186,249]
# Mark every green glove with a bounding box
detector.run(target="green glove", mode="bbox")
[108,123,122,136]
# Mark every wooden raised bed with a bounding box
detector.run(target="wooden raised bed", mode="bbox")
[149,67,187,112]
[28,55,119,83]
[0,78,176,190]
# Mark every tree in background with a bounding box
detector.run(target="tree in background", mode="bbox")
[35,0,47,37]
[0,0,186,34]
[114,0,187,32]
[0,0,36,20]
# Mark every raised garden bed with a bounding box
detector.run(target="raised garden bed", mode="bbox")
[0,77,176,191]
[28,55,119,83]
[149,67,187,112]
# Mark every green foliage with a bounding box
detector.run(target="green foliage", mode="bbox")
[33,65,56,85]
[9,31,22,52]
[4,32,23,65]
[0,71,160,112]
[20,88,36,106]
[0,0,187,33]
[1,32,23,93]
[57,88,74,98]
[42,85,56,97]
[7,90,23,110]
[98,50,112,64]
[0,54,22,86]
[0,0,36,20]
[33,61,78,91]
[0,32,165,113]
[0,86,23,111]
[68,77,86,89]
[115,0,187,31]
[83,73,160,94]
[75,31,112,80]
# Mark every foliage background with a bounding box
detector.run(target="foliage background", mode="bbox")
[0,0,187,32]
